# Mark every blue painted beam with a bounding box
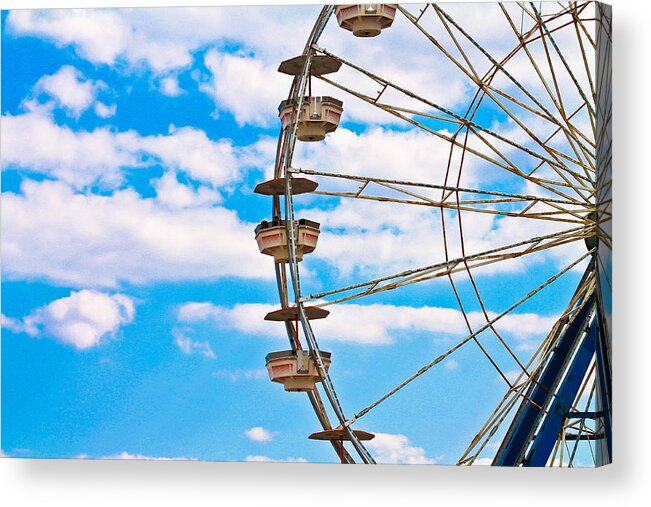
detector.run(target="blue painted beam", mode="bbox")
[567,411,604,419]
[493,294,595,466]
[594,305,612,463]
[524,322,596,466]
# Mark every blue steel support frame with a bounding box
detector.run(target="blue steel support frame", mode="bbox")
[594,301,612,462]
[493,293,595,466]
[523,321,596,466]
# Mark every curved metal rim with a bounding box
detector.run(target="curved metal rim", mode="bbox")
[272,5,375,464]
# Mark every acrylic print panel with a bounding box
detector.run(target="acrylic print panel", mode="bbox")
[1,2,611,467]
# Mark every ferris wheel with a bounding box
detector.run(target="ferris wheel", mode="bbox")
[253,2,612,466]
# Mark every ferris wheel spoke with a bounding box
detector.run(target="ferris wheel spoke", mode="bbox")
[444,266,533,393]
[500,5,596,178]
[403,1,596,169]
[317,189,591,224]
[317,73,593,202]
[341,250,594,428]
[398,4,487,92]
[530,3,596,121]
[527,102,596,187]
[534,13,597,147]
[444,126,552,415]
[457,268,597,463]
[302,225,591,306]
[311,191,589,224]
[468,127,593,200]
[290,166,584,207]
[315,47,594,186]
[419,3,544,117]
[428,4,597,175]
[570,5,598,105]
[290,166,591,221]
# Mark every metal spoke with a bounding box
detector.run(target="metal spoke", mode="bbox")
[314,46,595,187]
[290,167,589,222]
[424,3,595,171]
[303,225,591,305]
[343,251,594,427]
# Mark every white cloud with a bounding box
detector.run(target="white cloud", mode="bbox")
[137,124,240,186]
[211,368,267,383]
[94,102,117,118]
[470,457,494,466]
[173,329,216,359]
[9,290,135,350]
[153,172,221,208]
[5,7,317,74]
[293,126,481,188]
[1,180,268,287]
[1,314,24,334]
[4,4,593,148]
[443,358,459,371]
[202,50,289,127]
[1,110,241,189]
[245,426,277,443]
[5,7,468,128]
[503,370,522,384]
[366,433,435,464]
[33,65,103,117]
[7,9,132,66]
[5,9,189,72]
[244,455,307,463]
[160,75,183,97]
[103,451,194,461]
[2,110,136,188]
[177,301,557,346]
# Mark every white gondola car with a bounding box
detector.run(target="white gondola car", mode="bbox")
[335,4,397,37]
[254,218,320,263]
[265,350,332,392]
[278,96,343,142]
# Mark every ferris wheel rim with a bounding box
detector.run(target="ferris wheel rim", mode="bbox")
[268,2,609,466]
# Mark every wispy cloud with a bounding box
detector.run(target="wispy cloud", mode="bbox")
[244,455,307,463]
[366,433,435,465]
[177,301,558,346]
[211,368,267,383]
[173,329,216,359]
[102,451,195,461]
[245,426,277,443]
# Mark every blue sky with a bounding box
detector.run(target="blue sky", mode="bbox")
[1,4,597,465]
